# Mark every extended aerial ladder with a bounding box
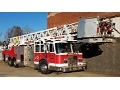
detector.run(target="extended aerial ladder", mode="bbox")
[8,22,79,47]
[8,17,116,47]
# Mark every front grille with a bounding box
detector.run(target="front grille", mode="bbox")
[68,56,77,67]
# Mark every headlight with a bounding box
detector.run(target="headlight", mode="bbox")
[78,58,82,62]
[78,58,86,63]
[78,58,85,62]
[82,59,86,63]
[63,58,68,63]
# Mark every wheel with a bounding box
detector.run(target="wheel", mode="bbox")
[81,66,85,71]
[81,65,87,71]
[3,55,8,63]
[13,58,19,68]
[3,55,5,62]
[8,58,14,66]
[38,60,52,74]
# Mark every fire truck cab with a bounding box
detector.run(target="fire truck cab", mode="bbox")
[34,39,85,74]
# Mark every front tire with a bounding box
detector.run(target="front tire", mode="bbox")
[38,60,52,74]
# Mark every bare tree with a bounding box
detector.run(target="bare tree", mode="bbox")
[23,25,34,34]
[4,25,34,41]
[5,26,24,40]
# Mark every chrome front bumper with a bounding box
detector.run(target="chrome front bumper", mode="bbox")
[50,63,87,72]
[62,63,86,72]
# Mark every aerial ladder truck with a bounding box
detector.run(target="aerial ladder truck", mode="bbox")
[1,16,115,74]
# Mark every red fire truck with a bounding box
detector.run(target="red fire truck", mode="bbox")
[1,17,115,74]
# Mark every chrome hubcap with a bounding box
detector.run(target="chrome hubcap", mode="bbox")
[41,64,47,71]
[14,61,16,65]
[9,60,11,65]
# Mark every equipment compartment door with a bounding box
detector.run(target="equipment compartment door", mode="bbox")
[24,45,34,67]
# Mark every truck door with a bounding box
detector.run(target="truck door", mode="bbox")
[46,43,55,63]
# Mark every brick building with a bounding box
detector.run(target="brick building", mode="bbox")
[47,12,120,28]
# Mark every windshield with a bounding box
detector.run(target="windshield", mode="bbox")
[55,42,82,54]
[55,43,71,54]
[72,43,82,53]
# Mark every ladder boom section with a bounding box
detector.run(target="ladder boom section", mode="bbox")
[9,22,78,46]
